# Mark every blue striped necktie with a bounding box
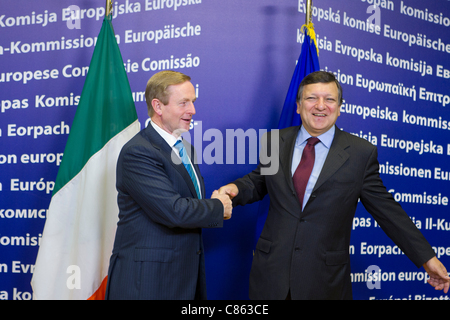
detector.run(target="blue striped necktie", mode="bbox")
[174,140,201,199]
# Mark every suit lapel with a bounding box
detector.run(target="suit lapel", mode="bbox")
[280,126,301,194]
[144,125,201,199]
[312,126,350,193]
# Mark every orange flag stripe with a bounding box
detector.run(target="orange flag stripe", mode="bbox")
[88,276,108,300]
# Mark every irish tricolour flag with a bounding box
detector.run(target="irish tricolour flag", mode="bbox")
[31,16,140,300]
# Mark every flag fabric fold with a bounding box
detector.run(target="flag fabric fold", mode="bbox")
[254,22,320,247]
[31,16,140,300]
[277,23,320,129]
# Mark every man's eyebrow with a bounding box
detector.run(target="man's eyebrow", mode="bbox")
[178,97,196,103]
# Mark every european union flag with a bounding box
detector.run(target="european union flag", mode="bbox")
[278,23,320,129]
[254,23,320,247]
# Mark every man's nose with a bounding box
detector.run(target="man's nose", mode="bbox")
[316,98,326,110]
[189,102,196,115]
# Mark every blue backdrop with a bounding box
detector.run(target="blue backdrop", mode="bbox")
[1,0,449,300]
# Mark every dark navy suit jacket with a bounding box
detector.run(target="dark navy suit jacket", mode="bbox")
[105,124,223,300]
[233,126,435,300]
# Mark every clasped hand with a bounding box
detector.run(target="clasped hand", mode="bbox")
[211,184,239,220]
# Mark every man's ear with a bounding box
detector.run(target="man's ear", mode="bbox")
[151,99,163,116]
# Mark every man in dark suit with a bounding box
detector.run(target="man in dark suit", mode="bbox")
[219,71,449,300]
[106,71,232,300]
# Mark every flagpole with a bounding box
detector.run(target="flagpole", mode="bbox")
[306,0,312,24]
[106,0,113,17]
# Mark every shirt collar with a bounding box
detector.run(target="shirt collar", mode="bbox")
[297,125,335,149]
[150,120,181,147]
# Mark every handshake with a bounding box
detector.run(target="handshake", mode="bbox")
[211,184,239,220]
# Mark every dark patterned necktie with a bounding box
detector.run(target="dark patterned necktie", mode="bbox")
[293,137,320,208]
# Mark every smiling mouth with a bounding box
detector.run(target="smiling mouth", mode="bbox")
[313,113,326,117]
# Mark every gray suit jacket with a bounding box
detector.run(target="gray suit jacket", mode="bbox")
[233,125,435,300]
[105,124,223,300]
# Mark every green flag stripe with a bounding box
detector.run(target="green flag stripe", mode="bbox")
[53,17,137,195]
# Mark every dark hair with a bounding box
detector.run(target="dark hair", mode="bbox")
[296,71,343,105]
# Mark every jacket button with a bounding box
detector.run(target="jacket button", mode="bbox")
[197,250,202,255]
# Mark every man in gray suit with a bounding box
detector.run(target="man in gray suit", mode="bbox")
[219,71,449,300]
[106,71,232,300]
